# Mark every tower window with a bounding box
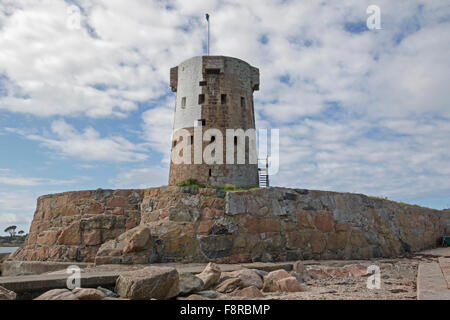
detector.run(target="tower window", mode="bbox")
[189,136,194,144]
[205,68,220,75]
[181,97,186,107]
[198,119,206,127]
[241,97,246,108]
[209,169,212,176]
[221,94,227,105]
[199,81,207,86]
[234,136,238,145]
[211,136,216,142]
[198,94,205,104]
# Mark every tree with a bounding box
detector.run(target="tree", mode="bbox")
[4,225,17,237]
[18,230,24,235]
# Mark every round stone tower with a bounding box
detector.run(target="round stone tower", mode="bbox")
[168,55,260,187]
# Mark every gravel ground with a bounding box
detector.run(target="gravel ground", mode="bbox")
[43,254,443,300]
[258,255,442,300]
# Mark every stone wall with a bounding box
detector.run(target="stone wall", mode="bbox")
[10,186,450,264]
[9,189,142,262]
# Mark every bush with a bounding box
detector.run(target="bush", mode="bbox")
[177,178,205,188]
[224,184,237,191]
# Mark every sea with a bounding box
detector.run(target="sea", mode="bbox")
[0,247,19,254]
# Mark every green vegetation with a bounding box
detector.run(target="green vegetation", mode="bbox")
[176,179,260,192]
[368,196,433,210]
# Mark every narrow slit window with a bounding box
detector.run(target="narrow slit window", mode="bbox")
[198,119,206,127]
[199,81,207,86]
[241,97,246,108]
[221,94,227,105]
[198,94,205,104]
[205,68,220,75]
[234,136,238,145]
[211,136,216,142]
[209,169,212,177]
[189,136,194,145]
[181,97,186,107]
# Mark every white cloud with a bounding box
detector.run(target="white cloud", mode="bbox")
[0,168,81,186]
[109,165,169,189]
[7,119,149,162]
[0,0,449,207]
[0,191,37,234]
[141,102,174,163]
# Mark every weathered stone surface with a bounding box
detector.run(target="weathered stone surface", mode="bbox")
[306,267,331,279]
[262,277,280,293]
[115,266,179,300]
[57,221,81,245]
[11,186,450,264]
[72,288,105,300]
[265,269,291,282]
[231,286,264,298]
[178,273,204,295]
[215,277,243,293]
[97,286,118,298]
[277,276,302,292]
[197,263,221,290]
[84,230,101,246]
[34,289,78,300]
[220,268,263,289]
[292,261,305,274]
[0,285,16,300]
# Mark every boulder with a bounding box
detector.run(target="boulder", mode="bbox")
[277,277,302,292]
[115,266,179,300]
[97,286,118,298]
[195,290,220,299]
[306,267,331,279]
[292,261,305,274]
[72,288,105,300]
[122,226,152,254]
[252,269,268,278]
[34,289,78,300]
[196,263,221,290]
[289,271,304,283]
[182,294,211,300]
[344,264,368,277]
[262,277,280,293]
[231,286,264,298]
[0,286,16,300]
[265,269,291,282]
[178,272,204,295]
[220,268,263,289]
[215,277,243,294]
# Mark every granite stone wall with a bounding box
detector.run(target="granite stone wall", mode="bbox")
[10,186,449,264]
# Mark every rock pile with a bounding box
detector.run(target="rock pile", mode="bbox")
[30,263,306,300]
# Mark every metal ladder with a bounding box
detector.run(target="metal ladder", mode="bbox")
[258,158,269,188]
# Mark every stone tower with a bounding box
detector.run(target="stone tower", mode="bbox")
[168,55,260,187]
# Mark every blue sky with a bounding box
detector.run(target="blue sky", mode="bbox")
[0,0,450,233]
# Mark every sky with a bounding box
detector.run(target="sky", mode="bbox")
[0,0,449,234]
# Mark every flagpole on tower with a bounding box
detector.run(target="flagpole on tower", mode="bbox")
[206,13,210,55]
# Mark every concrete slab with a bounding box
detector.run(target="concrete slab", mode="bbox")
[417,247,450,257]
[417,262,450,300]
[438,257,450,289]
[1,260,93,276]
[0,271,120,299]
